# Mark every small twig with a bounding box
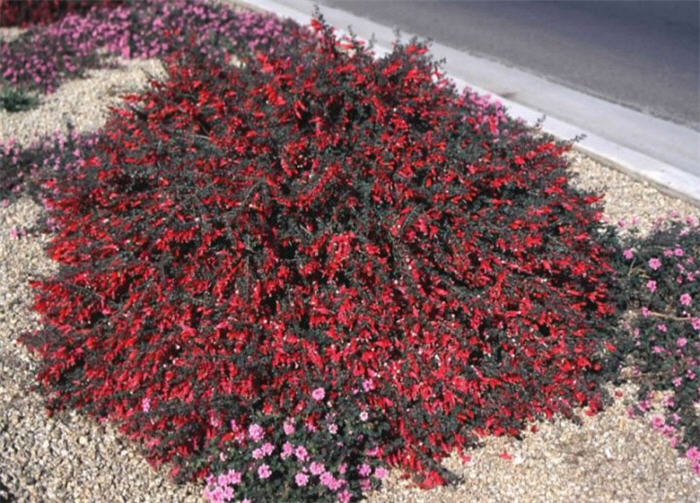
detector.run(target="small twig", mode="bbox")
[636,309,691,322]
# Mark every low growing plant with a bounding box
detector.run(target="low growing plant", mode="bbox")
[202,383,388,502]
[0,128,97,205]
[0,0,302,95]
[0,0,122,27]
[0,85,38,112]
[613,217,698,473]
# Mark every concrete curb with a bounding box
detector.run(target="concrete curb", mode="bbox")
[238,0,700,205]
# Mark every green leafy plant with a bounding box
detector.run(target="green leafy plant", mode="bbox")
[0,85,38,112]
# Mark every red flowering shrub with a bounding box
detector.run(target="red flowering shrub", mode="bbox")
[23,19,621,492]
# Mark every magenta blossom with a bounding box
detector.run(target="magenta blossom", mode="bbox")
[283,418,296,435]
[311,387,325,401]
[295,445,309,462]
[358,464,371,477]
[281,441,294,460]
[227,470,242,485]
[257,463,272,479]
[309,461,325,475]
[320,471,335,489]
[295,472,309,487]
[648,257,662,270]
[647,280,657,293]
[623,248,634,260]
[248,423,264,442]
[373,466,388,479]
[680,293,692,306]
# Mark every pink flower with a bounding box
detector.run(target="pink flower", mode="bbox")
[360,478,372,491]
[692,318,700,330]
[328,423,338,434]
[677,337,688,348]
[359,411,369,421]
[309,461,325,475]
[295,472,309,487]
[295,445,309,462]
[650,415,664,429]
[373,466,388,479]
[261,442,274,455]
[248,423,264,442]
[358,464,371,477]
[648,258,662,270]
[652,345,664,354]
[311,387,325,401]
[660,424,675,437]
[657,324,667,333]
[623,249,634,260]
[283,419,295,435]
[141,397,150,412]
[329,477,344,491]
[320,471,335,488]
[281,441,294,460]
[257,463,272,479]
[338,489,352,503]
[662,395,675,408]
[252,447,265,460]
[647,280,657,292]
[205,486,224,503]
[641,306,650,317]
[227,469,241,485]
[674,248,684,257]
[672,376,683,387]
[362,379,375,392]
[680,293,692,306]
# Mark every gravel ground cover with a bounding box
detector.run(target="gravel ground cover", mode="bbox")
[0,18,699,503]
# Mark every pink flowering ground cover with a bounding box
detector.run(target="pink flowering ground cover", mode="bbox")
[615,216,699,475]
[0,0,301,103]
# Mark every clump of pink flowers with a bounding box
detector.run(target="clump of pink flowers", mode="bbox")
[203,388,387,502]
[0,0,303,101]
[618,215,698,475]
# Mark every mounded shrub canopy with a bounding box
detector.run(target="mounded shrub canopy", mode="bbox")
[23,19,620,487]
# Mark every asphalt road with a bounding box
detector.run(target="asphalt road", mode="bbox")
[320,0,700,130]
